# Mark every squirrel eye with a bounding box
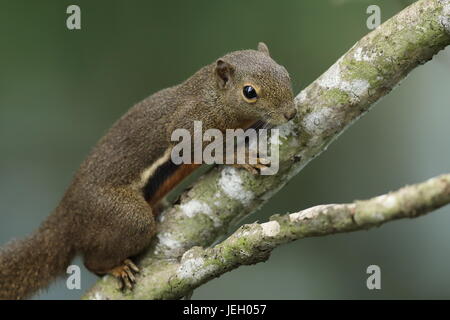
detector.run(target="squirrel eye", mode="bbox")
[242,85,258,102]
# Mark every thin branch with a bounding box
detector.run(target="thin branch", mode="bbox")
[84,0,450,299]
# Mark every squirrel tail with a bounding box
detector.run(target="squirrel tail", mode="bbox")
[0,210,75,300]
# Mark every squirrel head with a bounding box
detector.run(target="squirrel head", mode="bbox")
[214,42,296,126]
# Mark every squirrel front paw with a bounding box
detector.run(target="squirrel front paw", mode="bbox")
[231,157,269,175]
[109,259,140,290]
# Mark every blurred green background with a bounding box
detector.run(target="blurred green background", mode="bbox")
[1,0,450,299]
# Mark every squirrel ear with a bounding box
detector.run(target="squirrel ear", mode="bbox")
[215,59,235,88]
[257,42,270,56]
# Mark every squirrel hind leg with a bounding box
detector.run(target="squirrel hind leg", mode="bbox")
[80,186,157,289]
[86,257,140,291]
[108,259,140,290]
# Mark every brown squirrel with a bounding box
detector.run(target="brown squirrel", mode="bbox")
[0,43,296,299]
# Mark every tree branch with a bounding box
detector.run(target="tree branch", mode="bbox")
[84,0,450,299]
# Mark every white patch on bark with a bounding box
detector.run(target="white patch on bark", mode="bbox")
[301,107,336,136]
[240,228,259,238]
[376,194,397,209]
[295,90,308,105]
[261,221,280,237]
[344,79,370,98]
[289,205,332,222]
[180,199,210,217]
[317,62,343,89]
[218,167,254,205]
[440,1,450,34]
[177,257,203,279]
[354,47,380,62]
[180,199,221,227]
[317,61,370,101]
[354,47,365,61]
[177,256,216,281]
[157,232,182,250]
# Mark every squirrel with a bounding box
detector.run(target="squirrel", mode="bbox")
[0,42,296,299]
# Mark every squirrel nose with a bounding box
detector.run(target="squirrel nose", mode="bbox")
[284,108,297,121]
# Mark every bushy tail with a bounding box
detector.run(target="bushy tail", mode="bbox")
[0,214,75,300]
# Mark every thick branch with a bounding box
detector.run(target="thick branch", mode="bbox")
[85,0,450,299]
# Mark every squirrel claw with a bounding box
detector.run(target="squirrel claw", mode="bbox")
[232,157,270,175]
[124,259,140,273]
[110,259,140,291]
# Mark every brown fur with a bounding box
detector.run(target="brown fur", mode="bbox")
[0,43,295,299]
